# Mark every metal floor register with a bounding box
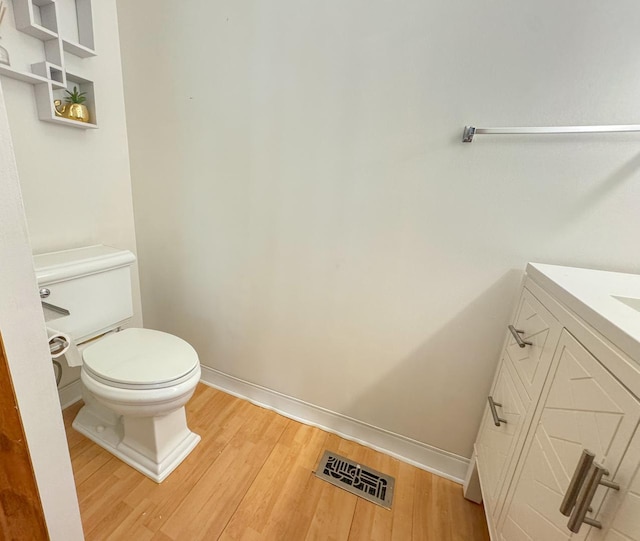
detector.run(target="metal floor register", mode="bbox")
[314,450,395,509]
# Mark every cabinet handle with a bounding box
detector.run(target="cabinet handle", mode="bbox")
[567,462,620,534]
[508,325,532,348]
[487,396,507,426]
[559,449,595,516]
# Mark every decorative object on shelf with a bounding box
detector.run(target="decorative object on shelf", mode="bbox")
[0,1,10,66]
[54,86,89,123]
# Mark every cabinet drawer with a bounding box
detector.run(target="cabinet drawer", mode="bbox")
[506,287,562,401]
[499,330,640,540]
[476,356,530,522]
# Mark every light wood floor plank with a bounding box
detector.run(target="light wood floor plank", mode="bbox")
[63,384,489,540]
[304,435,365,541]
[370,450,400,539]
[149,531,174,541]
[139,400,254,531]
[390,461,416,541]
[70,444,113,486]
[228,424,330,540]
[413,468,435,540]
[160,408,288,540]
[280,433,354,540]
[220,422,324,540]
[101,498,156,541]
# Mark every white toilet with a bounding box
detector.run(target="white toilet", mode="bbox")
[34,245,201,483]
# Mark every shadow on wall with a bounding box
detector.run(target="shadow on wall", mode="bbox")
[342,269,523,459]
[563,151,640,231]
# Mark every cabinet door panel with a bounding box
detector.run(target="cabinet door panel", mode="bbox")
[600,473,640,540]
[507,288,562,401]
[499,330,640,541]
[476,357,528,520]
[591,428,640,541]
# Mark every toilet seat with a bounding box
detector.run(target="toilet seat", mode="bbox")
[82,328,200,390]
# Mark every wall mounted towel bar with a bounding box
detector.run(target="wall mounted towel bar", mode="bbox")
[462,124,640,143]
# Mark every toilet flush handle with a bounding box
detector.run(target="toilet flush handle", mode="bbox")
[39,287,71,316]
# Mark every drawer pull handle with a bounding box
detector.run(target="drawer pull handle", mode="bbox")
[487,396,507,426]
[559,449,595,516]
[567,462,620,534]
[508,325,532,348]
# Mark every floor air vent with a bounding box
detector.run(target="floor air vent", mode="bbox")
[314,450,394,509]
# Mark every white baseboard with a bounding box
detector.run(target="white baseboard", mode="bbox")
[199,365,469,484]
[58,379,82,410]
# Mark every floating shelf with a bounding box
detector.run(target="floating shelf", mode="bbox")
[13,0,59,40]
[62,39,95,58]
[42,115,98,129]
[70,0,94,56]
[33,70,97,128]
[22,22,57,40]
[31,61,66,88]
[0,62,49,84]
[0,0,99,129]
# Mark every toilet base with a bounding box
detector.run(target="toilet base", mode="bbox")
[73,404,200,483]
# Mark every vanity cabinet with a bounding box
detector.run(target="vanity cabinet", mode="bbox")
[466,264,640,541]
[499,330,640,540]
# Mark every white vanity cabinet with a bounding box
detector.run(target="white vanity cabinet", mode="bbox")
[465,264,640,541]
[475,287,563,521]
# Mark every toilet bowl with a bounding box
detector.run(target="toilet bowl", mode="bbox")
[34,245,201,483]
[74,328,201,482]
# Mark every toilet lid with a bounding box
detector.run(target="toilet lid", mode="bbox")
[82,328,199,387]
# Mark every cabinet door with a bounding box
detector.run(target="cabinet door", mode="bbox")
[599,482,640,541]
[476,357,529,520]
[507,288,562,402]
[590,428,640,541]
[499,330,640,541]
[506,289,562,400]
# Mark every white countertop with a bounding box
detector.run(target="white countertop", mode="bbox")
[526,263,640,363]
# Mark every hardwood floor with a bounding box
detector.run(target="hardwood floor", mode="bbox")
[62,384,490,540]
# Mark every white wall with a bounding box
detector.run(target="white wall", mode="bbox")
[0,81,83,540]
[117,0,640,459]
[2,0,142,388]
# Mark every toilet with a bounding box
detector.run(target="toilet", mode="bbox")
[34,245,201,483]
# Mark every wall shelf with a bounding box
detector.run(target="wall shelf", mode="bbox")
[66,0,94,57]
[13,0,58,39]
[31,61,66,88]
[0,63,49,84]
[23,22,57,40]
[62,39,95,58]
[42,115,97,129]
[0,0,98,129]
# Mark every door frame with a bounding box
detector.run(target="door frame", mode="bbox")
[0,80,84,540]
[0,333,49,539]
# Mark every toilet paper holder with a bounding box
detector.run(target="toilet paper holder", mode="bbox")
[49,336,68,356]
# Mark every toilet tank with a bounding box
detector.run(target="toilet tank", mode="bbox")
[34,245,136,343]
